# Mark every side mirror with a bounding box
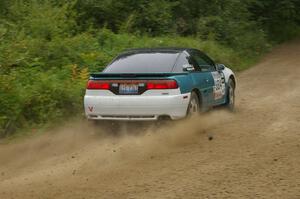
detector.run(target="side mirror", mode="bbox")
[182,64,195,72]
[216,64,225,71]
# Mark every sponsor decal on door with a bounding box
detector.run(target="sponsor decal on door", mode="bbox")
[212,72,226,100]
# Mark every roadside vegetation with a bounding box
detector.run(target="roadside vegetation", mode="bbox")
[0,0,299,137]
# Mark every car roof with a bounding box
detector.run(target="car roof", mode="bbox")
[122,47,199,54]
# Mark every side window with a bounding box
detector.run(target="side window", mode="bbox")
[192,51,215,72]
[173,53,200,72]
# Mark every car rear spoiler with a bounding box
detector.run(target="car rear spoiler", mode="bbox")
[90,73,188,79]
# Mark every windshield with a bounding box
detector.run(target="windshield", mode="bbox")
[104,52,180,73]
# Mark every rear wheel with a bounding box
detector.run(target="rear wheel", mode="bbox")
[226,78,235,111]
[187,92,200,118]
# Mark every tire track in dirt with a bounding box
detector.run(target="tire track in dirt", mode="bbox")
[0,40,300,199]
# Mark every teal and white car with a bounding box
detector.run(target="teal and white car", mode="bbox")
[84,48,236,121]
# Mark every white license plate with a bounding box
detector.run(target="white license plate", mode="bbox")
[119,84,139,94]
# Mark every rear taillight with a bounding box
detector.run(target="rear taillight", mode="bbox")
[146,80,178,90]
[87,80,110,90]
[87,79,178,91]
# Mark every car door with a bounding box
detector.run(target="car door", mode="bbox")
[186,50,215,107]
[198,52,226,105]
[177,51,214,108]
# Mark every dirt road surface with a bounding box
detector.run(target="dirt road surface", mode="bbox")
[0,41,300,199]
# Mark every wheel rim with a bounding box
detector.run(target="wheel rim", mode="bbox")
[188,97,199,117]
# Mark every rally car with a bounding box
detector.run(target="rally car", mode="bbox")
[84,48,236,121]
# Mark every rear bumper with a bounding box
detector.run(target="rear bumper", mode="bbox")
[84,91,190,121]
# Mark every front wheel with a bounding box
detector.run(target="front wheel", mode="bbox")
[226,79,235,111]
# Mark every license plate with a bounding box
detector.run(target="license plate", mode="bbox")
[119,84,139,94]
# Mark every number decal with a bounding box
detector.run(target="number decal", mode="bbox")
[212,72,226,100]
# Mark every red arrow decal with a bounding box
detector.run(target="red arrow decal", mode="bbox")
[88,106,94,112]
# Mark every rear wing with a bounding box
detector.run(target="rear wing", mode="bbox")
[90,73,188,79]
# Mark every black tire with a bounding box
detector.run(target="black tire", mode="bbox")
[187,91,200,118]
[226,78,235,111]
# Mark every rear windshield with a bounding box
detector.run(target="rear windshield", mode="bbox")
[104,52,180,73]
